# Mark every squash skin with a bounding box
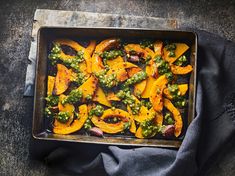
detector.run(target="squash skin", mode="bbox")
[54,94,75,128]
[78,75,98,101]
[53,64,71,95]
[163,43,189,64]
[163,84,188,99]
[86,40,96,56]
[53,104,88,134]
[54,39,84,52]
[93,86,112,107]
[149,75,168,112]
[163,98,183,137]
[47,76,55,95]
[171,65,193,75]
[91,38,120,73]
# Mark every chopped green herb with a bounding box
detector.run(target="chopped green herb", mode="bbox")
[62,89,83,105]
[141,119,159,138]
[140,40,153,48]
[56,112,70,123]
[45,95,59,106]
[174,55,187,66]
[123,71,147,87]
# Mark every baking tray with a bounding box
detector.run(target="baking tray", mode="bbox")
[33,27,197,148]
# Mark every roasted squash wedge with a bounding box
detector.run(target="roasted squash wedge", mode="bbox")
[47,76,55,95]
[54,64,71,95]
[78,75,98,100]
[164,98,183,137]
[135,126,144,139]
[153,112,164,126]
[171,65,193,75]
[164,84,188,99]
[126,67,142,77]
[91,116,126,134]
[93,86,112,107]
[84,40,96,74]
[141,76,156,98]
[124,44,149,59]
[107,92,120,101]
[146,59,158,78]
[91,38,120,73]
[91,108,132,134]
[100,108,131,121]
[54,94,75,128]
[107,62,139,82]
[85,40,96,56]
[54,39,84,52]
[106,56,124,67]
[154,40,163,56]
[163,43,189,64]
[149,75,168,112]
[53,104,88,134]
[141,60,158,98]
[109,61,139,70]
[134,80,147,97]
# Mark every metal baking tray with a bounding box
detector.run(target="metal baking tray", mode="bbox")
[33,27,197,148]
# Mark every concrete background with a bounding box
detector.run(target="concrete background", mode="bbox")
[0,0,235,175]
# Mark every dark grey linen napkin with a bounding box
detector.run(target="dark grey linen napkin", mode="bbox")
[30,29,235,176]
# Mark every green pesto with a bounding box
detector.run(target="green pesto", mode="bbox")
[56,111,70,123]
[48,43,84,71]
[45,95,59,106]
[90,105,104,117]
[141,119,159,138]
[44,107,52,117]
[63,51,84,72]
[168,84,187,108]
[140,40,154,49]
[123,121,131,130]
[165,43,176,51]
[62,89,83,105]
[85,94,92,101]
[123,71,147,87]
[100,50,123,60]
[117,90,141,115]
[74,72,86,86]
[96,71,118,88]
[165,43,176,57]
[48,43,61,65]
[154,56,174,82]
[174,55,187,66]
[164,112,175,125]
[141,100,152,109]
[84,119,92,129]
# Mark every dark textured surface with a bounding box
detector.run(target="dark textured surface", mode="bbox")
[0,0,235,175]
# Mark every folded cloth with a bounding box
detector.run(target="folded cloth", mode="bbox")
[30,29,235,176]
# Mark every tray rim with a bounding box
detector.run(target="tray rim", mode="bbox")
[32,26,197,148]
